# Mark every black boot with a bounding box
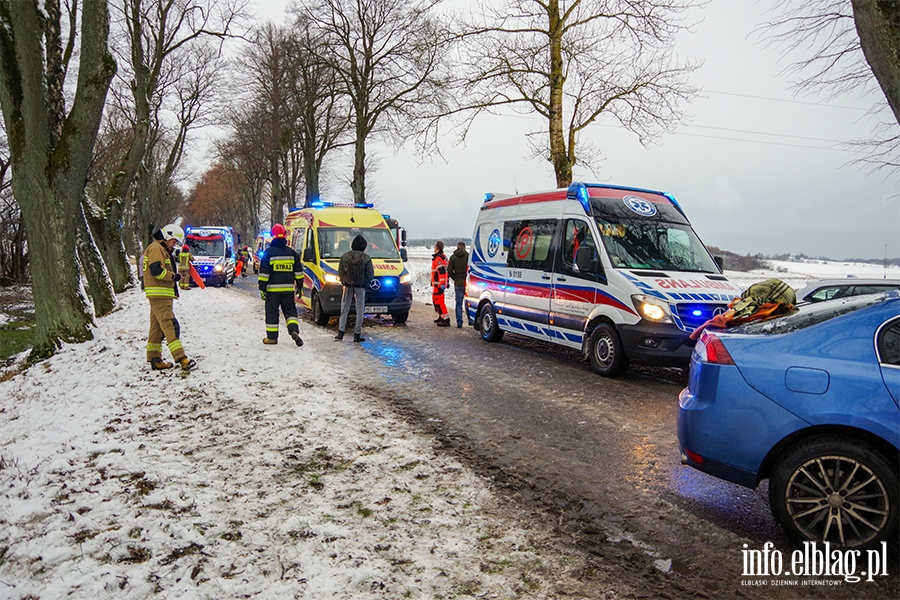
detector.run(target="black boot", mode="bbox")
[291,331,304,347]
[353,332,365,343]
[334,330,345,341]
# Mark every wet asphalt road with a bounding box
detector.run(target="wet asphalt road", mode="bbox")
[230,276,897,598]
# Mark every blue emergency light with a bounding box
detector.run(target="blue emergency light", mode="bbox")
[566,183,592,215]
[692,309,703,317]
[309,201,374,209]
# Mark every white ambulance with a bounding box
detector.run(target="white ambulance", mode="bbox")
[466,182,741,376]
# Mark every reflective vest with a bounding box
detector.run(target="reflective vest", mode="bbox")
[178,251,192,272]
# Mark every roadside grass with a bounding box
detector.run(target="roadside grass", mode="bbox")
[0,285,35,366]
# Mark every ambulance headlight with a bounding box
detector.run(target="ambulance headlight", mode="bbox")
[214,264,224,272]
[324,273,341,284]
[399,273,411,284]
[631,295,673,323]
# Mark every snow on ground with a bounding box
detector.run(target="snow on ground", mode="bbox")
[0,281,602,599]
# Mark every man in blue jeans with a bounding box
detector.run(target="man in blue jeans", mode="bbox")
[447,242,469,328]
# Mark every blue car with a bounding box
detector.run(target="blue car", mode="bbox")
[678,291,899,549]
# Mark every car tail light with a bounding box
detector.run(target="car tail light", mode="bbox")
[694,330,735,365]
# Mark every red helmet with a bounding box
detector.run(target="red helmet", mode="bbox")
[182,244,189,251]
[272,223,286,238]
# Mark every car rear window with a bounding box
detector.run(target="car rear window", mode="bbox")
[729,293,890,335]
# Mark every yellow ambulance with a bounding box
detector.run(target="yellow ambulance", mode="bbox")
[285,202,412,325]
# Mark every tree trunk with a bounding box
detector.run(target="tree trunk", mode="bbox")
[851,0,900,126]
[0,0,116,363]
[269,154,284,224]
[76,202,116,317]
[86,197,136,293]
[351,117,367,204]
[546,0,570,188]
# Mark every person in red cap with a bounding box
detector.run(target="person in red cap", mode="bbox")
[258,223,303,346]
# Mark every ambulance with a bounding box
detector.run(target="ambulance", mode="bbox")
[184,226,237,287]
[285,202,413,325]
[466,182,741,377]
[252,230,273,273]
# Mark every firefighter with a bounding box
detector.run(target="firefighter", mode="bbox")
[142,224,196,371]
[258,223,303,346]
[431,240,450,327]
[177,244,192,290]
[240,246,251,277]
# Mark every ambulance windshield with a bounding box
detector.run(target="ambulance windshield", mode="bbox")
[590,197,718,272]
[187,237,225,257]
[318,228,400,260]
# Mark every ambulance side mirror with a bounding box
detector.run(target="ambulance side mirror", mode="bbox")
[714,255,724,273]
[575,246,603,276]
[303,247,315,262]
[400,247,408,262]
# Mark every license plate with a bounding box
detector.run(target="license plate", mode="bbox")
[365,306,388,313]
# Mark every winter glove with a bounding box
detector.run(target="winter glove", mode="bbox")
[259,290,266,301]
[173,273,181,282]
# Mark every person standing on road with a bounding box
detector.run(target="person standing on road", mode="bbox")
[177,244,192,291]
[447,241,469,328]
[142,224,196,371]
[336,234,375,343]
[240,246,251,277]
[258,223,304,347]
[431,240,450,327]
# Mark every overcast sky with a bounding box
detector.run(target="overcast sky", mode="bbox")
[234,0,899,260]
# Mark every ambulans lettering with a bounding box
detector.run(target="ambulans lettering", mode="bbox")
[656,278,736,291]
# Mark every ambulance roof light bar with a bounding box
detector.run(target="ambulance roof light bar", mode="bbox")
[308,201,374,209]
[566,183,592,216]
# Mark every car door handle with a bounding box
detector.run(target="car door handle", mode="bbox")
[541,274,551,280]
[556,276,567,282]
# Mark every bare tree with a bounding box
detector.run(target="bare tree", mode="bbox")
[304,0,452,204]
[287,16,353,207]
[0,0,116,361]
[0,123,27,284]
[754,0,899,174]
[93,0,244,292]
[444,0,698,188]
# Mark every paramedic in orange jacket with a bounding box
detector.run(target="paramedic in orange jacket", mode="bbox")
[431,240,450,327]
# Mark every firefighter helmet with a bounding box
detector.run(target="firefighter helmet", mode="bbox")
[272,223,286,238]
[161,224,185,246]
[182,244,189,251]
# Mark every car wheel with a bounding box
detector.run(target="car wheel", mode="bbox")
[311,291,330,326]
[478,303,504,343]
[587,323,629,377]
[390,311,409,324]
[769,436,898,550]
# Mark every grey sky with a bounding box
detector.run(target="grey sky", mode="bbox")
[237,0,898,260]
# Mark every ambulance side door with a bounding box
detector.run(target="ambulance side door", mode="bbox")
[551,219,600,338]
[504,218,556,327]
[291,226,308,298]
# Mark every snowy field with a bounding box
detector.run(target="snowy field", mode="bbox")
[404,245,899,298]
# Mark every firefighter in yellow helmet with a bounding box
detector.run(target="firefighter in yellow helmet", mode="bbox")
[142,224,196,371]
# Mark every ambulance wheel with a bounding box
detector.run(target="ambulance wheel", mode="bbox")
[478,303,504,343]
[311,292,330,326]
[588,323,629,377]
[391,311,409,324]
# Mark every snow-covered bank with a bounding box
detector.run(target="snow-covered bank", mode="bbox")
[0,285,599,599]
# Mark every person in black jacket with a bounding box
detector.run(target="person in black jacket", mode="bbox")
[335,234,374,342]
[258,223,303,347]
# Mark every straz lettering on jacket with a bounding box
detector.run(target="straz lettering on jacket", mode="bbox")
[271,258,294,272]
